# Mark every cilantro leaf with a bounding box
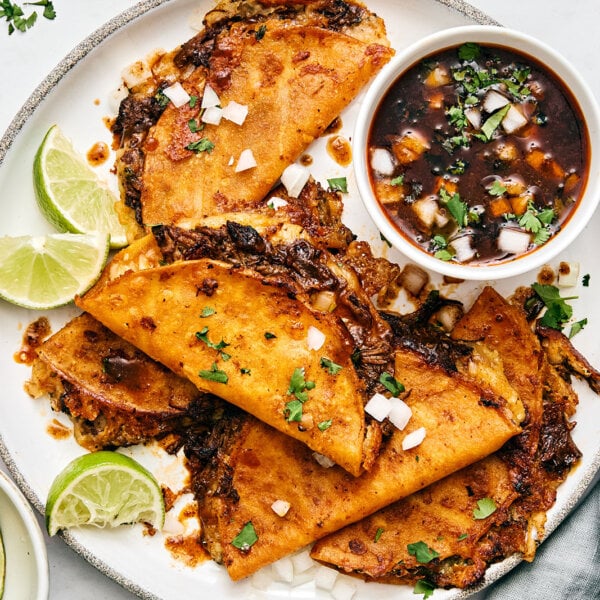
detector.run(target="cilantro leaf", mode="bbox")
[186,138,215,153]
[440,188,468,228]
[327,177,348,193]
[231,521,258,551]
[284,399,304,422]
[318,419,333,431]
[569,318,588,339]
[473,497,497,520]
[200,306,216,318]
[488,180,507,196]
[414,579,436,599]
[407,541,440,563]
[390,175,404,187]
[198,362,228,384]
[480,104,511,140]
[374,527,384,543]
[379,371,404,396]
[532,283,576,330]
[195,326,230,359]
[320,357,342,375]
[285,368,315,421]
[458,42,481,61]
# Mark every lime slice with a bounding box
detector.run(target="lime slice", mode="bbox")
[0,526,5,599]
[0,232,109,310]
[46,451,165,537]
[33,125,128,249]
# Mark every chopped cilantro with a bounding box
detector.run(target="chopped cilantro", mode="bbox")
[569,318,588,339]
[195,326,230,359]
[374,527,384,543]
[379,371,404,396]
[488,180,507,196]
[435,248,454,261]
[188,118,203,133]
[186,138,215,153]
[380,232,392,248]
[457,533,468,541]
[480,104,511,140]
[320,357,342,375]
[531,283,576,330]
[413,579,435,599]
[255,24,267,40]
[198,362,228,384]
[440,188,468,228]
[327,177,348,193]
[407,541,440,564]
[318,419,333,431]
[188,95,198,108]
[447,158,467,175]
[458,42,481,61]
[240,367,251,375]
[231,521,258,551]
[390,175,405,186]
[473,497,497,520]
[287,367,315,403]
[447,105,468,130]
[264,331,277,339]
[154,89,171,108]
[200,306,216,318]
[284,399,304,422]
[1,0,55,35]
[582,274,591,287]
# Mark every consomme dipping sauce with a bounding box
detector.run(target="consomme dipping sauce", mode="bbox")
[368,42,589,266]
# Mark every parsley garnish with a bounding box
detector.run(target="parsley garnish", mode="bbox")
[407,541,440,563]
[231,522,258,551]
[327,177,348,193]
[379,371,404,396]
[320,357,342,375]
[531,283,577,330]
[473,497,497,520]
[1,0,55,35]
[186,138,215,153]
[198,362,228,384]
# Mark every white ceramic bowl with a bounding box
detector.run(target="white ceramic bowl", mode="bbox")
[0,470,49,600]
[354,25,600,280]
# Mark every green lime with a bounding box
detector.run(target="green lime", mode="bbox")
[0,232,109,310]
[45,451,165,537]
[33,125,128,249]
[0,525,5,599]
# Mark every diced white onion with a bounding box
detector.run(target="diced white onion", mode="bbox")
[402,427,426,450]
[399,263,429,297]
[436,303,464,332]
[162,82,191,108]
[120,60,152,89]
[464,107,482,129]
[281,164,310,198]
[314,565,339,591]
[450,234,476,263]
[201,105,223,125]
[388,397,412,431]
[162,511,185,536]
[364,392,392,422]
[271,556,294,583]
[331,577,357,600]
[250,567,273,591]
[370,147,395,176]
[291,550,314,574]
[312,452,336,468]
[109,84,129,114]
[312,290,337,312]
[222,101,249,125]
[558,261,580,287]
[271,499,291,517]
[201,83,220,109]
[307,325,326,351]
[267,196,288,210]
[228,156,235,166]
[483,89,510,113]
[497,227,531,255]
[413,195,441,229]
[235,149,257,172]
[502,104,528,134]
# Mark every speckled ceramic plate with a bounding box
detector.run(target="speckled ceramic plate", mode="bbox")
[0,1,598,599]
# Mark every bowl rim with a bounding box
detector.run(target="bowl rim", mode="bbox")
[0,469,49,600]
[354,24,600,280]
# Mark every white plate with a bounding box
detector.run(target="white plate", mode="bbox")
[0,1,598,599]
[0,470,49,600]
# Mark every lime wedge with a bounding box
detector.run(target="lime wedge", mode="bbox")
[0,526,5,599]
[33,125,128,249]
[45,451,165,537]
[0,232,109,310]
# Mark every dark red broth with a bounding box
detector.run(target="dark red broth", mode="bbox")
[368,42,589,266]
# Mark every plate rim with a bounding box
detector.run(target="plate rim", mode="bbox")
[2,1,598,600]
